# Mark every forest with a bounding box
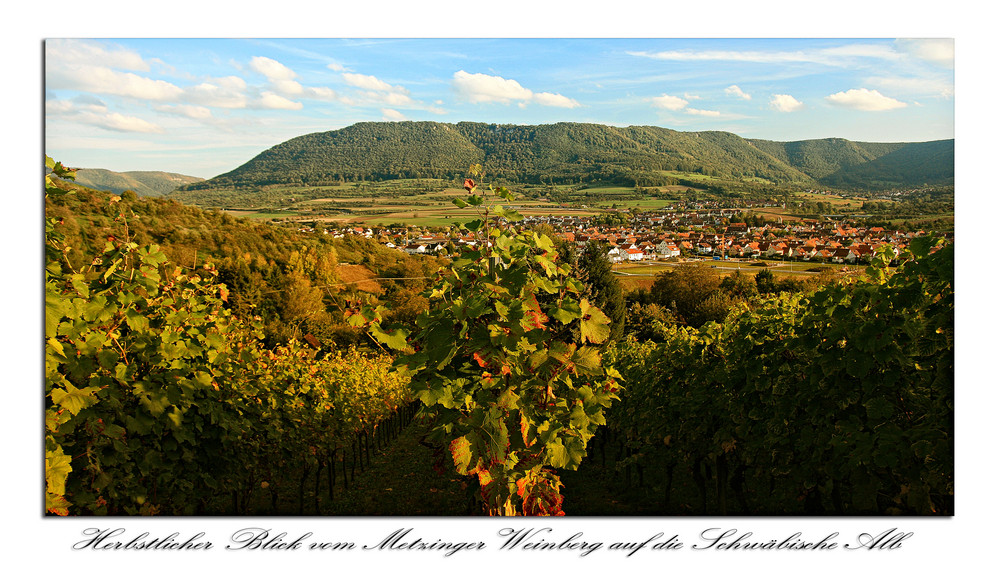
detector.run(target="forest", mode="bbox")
[45,159,952,516]
[176,121,954,194]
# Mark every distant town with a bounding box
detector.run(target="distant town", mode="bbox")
[297,204,950,265]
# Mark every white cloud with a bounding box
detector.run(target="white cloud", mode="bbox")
[825,88,907,111]
[304,86,338,99]
[358,91,415,106]
[184,80,248,109]
[866,76,954,99]
[532,92,581,108]
[651,94,689,111]
[257,92,303,110]
[86,113,165,134]
[59,95,107,114]
[684,93,701,100]
[381,108,408,121]
[249,56,298,81]
[47,97,164,133]
[154,104,213,120]
[327,62,347,72]
[725,85,751,100]
[821,44,902,61]
[451,71,580,109]
[343,73,407,93]
[685,108,721,117]
[425,106,448,115]
[247,57,309,102]
[214,76,248,90]
[452,70,533,104]
[48,64,183,101]
[770,94,804,112]
[45,99,75,114]
[46,39,149,72]
[270,79,304,97]
[895,38,954,68]
[629,43,903,67]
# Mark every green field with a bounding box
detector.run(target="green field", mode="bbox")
[189,174,950,232]
[614,258,858,277]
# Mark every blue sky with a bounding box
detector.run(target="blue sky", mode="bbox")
[45,37,954,179]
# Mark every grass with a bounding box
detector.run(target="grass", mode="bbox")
[242,211,299,220]
[593,198,677,210]
[660,171,720,182]
[576,186,635,195]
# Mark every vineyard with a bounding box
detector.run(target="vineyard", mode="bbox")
[595,236,952,515]
[44,160,953,516]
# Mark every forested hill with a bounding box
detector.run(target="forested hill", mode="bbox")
[747,137,955,188]
[73,169,204,197]
[176,121,953,192]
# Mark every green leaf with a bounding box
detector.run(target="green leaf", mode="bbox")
[579,299,611,344]
[139,390,171,417]
[569,403,589,429]
[863,397,894,421]
[50,381,100,415]
[371,323,409,351]
[452,198,469,209]
[449,435,474,474]
[45,445,73,495]
[97,349,120,370]
[498,207,524,222]
[167,408,184,428]
[551,300,583,324]
[532,232,554,252]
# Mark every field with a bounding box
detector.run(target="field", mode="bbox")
[174,175,952,234]
[184,179,690,227]
[611,258,862,292]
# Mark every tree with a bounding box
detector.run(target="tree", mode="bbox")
[649,264,721,326]
[719,271,758,300]
[755,268,777,294]
[576,241,626,342]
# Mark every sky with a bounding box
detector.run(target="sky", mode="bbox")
[44,37,955,179]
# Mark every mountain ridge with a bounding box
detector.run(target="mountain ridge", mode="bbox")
[73,169,204,197]
[175,121,954,193]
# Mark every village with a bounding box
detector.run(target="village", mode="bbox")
[296,205,949,266]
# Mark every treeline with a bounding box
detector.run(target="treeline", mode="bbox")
[623,264,834,338]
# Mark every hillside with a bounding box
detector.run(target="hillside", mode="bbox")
[46,183,445,348]
[748,137,954,188]
[175,121,954,195]
[73,168,203,197]
[181,122,483,190]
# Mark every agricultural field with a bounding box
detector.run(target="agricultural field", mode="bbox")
[611,258,862,292]
[205,179,662,227]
